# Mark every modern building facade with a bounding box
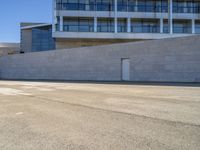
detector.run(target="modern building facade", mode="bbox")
[20,23,55,53]
[52,0,200,43]
[21,0,200,52]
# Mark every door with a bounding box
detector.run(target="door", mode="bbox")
[121,58,130,81]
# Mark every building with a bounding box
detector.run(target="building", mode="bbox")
[0,43,20,56]
[21,0,200,52]
[52,0,200,48]
[20,23,55,53]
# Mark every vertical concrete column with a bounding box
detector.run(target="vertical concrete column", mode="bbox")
[160,18,163,33]
[127,18,131,33]
[168,0,173,34]
[94,17,97,32]
[52,0,56,32]
[60,16,63,32]
[52,20,56,32]
[114,0,118,33]
[192,19,195,34]
[52,17,57,32]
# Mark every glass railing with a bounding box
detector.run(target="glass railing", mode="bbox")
[118,26,127,32]
[56,3,200,13]
[97,25,114,32]
[131,25,160,33]
[173,26,191,33]
[56,3,95,11]
[56,3,114,11]
[96,4,114,11]
[173,6,200,13]
[118,4,168,13]
[163,25,192,33]
[63,25,94,32]
[163,26,169,33]
[196,24,200,33]
[57,24,194,34]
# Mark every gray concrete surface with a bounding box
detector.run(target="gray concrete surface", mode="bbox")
[0,35,200,82]
[0,80,200,150]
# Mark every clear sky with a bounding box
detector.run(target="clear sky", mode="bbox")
[0,0,52,43]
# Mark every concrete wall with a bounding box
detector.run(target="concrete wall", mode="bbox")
[0,36,200,82]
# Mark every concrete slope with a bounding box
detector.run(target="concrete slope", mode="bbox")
[0,35,200,82]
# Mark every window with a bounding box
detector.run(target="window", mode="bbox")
[118,19,127,32]
[131,19,159,33]
[97,18,114,32]
[63,17,94,32]
[32,26,55,52]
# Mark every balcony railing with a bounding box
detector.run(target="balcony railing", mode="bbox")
[131,25,160,33]
[163,25,192,33]
[55,22,195,34]
[173,26,191,33]
[196,24,200,34]
[118,26,127,32]
[63,25,94,32]
[56,3,200,13]
[118,4,168,13]
[56,3,114,11]
[173,6,200,13]
[97,25,114,32]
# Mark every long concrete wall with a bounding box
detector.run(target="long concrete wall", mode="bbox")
[0,36,200,82]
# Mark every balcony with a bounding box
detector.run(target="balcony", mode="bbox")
[97,18,115,32]
[195,20,200,33]
[56,1,200,14]
[163,20,192,33]
[131,19,160,33]
[118,19,127,32]
[63,17,94,32]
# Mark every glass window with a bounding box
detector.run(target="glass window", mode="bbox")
[32,26,55,52]
[131,19,159,33]
[63,17,94,32]
[118,19,127,32]
[173,20,191,33]
[97,18,114,32]
[195,21,200,34]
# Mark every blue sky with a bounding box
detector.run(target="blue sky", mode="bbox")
[0,0,52,43]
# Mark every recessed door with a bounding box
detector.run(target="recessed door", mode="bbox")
[121,58,130,81]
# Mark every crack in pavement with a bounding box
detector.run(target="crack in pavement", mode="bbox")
[24,94,200,127]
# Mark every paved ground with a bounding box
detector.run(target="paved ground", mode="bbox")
[0,81,200,150]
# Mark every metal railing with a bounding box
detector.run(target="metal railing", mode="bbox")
[56,3,200,13]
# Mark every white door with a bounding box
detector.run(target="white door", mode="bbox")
[122,59,130,81]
